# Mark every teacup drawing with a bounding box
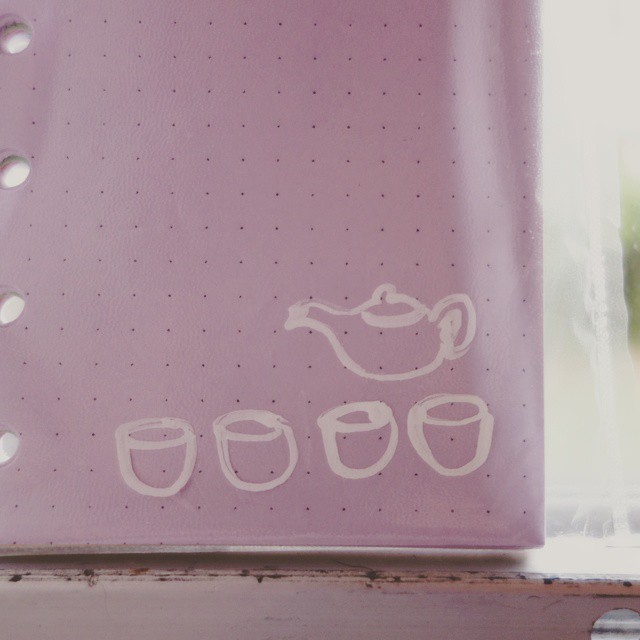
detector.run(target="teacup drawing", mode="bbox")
[407,394,494,476]
[317,401,398,479]
[212,410,298,492]
[284,284,476,381]
[115,418,197,497]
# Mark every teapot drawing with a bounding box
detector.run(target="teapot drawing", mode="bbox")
[284,284,476,381]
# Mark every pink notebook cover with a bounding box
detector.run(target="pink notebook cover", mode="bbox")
[0,0,543,549]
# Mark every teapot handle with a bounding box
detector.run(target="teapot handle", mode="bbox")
[434,294,477,357]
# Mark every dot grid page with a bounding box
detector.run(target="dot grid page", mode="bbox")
[0,0,543,548]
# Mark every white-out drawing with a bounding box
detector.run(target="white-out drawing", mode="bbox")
[212,410,298,492]
[284,284,476,381]
[115,418,197,497]
[316,401,398,479]
[407,394,494,476]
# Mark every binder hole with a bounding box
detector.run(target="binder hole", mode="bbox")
[0,291,25,326]
[0,430,19,465]
[0,18,32,54]
[592,609,640,639]
[0,154,31,189]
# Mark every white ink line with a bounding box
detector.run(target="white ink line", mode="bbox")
[407,394,494,476]
[115,418,197,497]
[212,409,298,492]
[285,284,476,381]
[317,401,398,479]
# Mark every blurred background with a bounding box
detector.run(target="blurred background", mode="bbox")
[621,137,640,351]
[543,0,640,541]
[616,1,640,354]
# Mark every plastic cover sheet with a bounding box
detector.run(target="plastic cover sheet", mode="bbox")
[0,0,544,549]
